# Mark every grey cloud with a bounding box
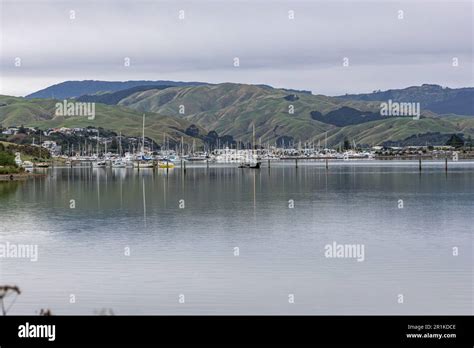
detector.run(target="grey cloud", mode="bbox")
[0,0,472,96]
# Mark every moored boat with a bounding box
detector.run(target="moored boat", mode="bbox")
[158,161,175,169]
[21,161,34,172]
[92,160,107,168]
[238,161,261,169]
[35,162,50,168]
[134,161,154,168]
[112,159,127,168]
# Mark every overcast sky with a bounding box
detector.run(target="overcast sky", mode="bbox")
[0,0,472,96]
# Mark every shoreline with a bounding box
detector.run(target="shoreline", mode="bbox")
[1,158,473,177]
[0,173,47,181]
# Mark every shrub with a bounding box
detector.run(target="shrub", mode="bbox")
[0,166,21,174]
[0,151,15,166]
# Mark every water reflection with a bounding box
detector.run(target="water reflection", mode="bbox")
[0,162,472,315]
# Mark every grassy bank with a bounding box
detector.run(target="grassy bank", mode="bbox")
[0,141,50,162]
[0,166,22,174]
[0,142,23,174]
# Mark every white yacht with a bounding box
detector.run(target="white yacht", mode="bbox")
[134,161,154,168]
[92,160,107,168]
[22,161,34,171]
[112,159,127,168]
[214,147,248,163]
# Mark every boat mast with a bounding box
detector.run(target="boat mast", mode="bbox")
[252,123,255,156]
[141,114,145,154]
[119,132,122,156]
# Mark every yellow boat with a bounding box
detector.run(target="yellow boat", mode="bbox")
[158,161,175,169]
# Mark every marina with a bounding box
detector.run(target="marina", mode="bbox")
[23,147,471,172]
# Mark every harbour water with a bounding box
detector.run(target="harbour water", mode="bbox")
[0,161,472,314]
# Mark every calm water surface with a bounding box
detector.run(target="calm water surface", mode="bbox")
[0,161,472,314]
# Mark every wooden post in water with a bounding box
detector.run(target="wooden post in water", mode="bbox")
[325,158,328,170]
[267,159,270,169]
[295,158,298,169]
[418,157,422,172]
[183,160,186,174]
[206,160,209,169]
[445,157,448,172]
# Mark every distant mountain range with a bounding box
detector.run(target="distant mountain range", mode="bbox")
[25,80,207,99]
[25,80,312,100]
[337,84,474,116]
[1,81,473,147]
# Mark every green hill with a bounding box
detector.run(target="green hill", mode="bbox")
[117,83,471,146]
[0,95,203,145]
[3,82,474,148]
[311,117,474,147]
[118,83,384,144]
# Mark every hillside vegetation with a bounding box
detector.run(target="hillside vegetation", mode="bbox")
[337,84,474,116]
[0,95,204,145]
[2,82,474,147]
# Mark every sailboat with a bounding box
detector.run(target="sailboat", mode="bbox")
[238,161,261,169]
[93,160,107,168]
[134,114,154,168]
[238,123,261,169]
[158,161,175,169]
[112,132,127,168]
[135,160,154,168]
[157,133,175,168]
[92,130,107,168]
[112,159,126,168]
